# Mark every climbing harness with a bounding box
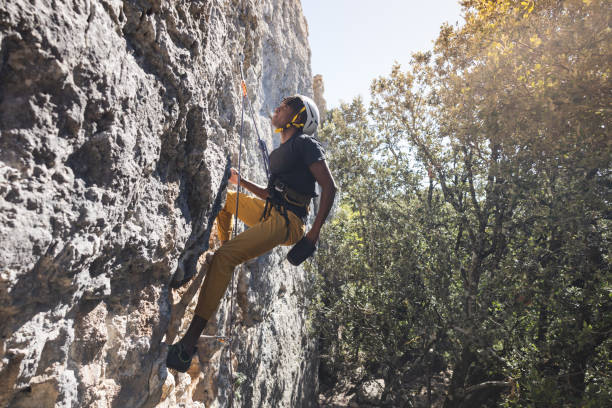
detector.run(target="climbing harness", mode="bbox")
[259,176,313,241]
[271,179,314,208]
[259,187,292,241]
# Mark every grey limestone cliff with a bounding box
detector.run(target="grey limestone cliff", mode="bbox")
[312,75,326,122]
[0,0,318,406]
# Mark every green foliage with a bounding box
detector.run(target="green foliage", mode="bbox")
[312,0,611,406]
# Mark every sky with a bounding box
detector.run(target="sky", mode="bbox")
[301,1,465,108]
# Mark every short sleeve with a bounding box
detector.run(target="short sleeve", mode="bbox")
[297,135,326,166]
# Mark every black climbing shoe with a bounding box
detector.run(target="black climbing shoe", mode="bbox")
[166,343,197,372]
[170,253,199,289]
[170,251,215,289]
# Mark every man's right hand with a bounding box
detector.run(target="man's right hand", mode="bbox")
[229,168,240,185]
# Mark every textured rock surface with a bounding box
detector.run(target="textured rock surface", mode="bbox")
[312,75,326,121]
[0,0,318,406]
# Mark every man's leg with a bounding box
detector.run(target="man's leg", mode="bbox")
[168,205,304,371]
[193,209,292,322]
[176,315,208,356]
[217,190,267,242]
[171,195,286,358]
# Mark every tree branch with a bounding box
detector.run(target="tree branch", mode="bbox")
[465,381,512,395]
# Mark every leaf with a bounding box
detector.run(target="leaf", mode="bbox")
[530,34,542,47]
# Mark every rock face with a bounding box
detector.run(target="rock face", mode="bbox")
[312,75,326,121]
[0,0,318,406]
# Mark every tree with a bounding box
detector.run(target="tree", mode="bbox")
[314,1,611,406]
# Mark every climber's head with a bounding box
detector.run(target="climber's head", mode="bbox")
[271,95,320,135]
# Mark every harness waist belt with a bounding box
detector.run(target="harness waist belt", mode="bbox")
[272,180,313,208]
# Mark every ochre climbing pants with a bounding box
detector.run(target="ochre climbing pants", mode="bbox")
[194,190,305,320]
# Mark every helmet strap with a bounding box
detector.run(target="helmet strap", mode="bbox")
[275,106,306,133]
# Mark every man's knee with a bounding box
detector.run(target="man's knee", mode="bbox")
[222,190,237,214]
[211,244,241,273]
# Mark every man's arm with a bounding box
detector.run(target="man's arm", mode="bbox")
[305,160,337,244]
[229,168,269,200]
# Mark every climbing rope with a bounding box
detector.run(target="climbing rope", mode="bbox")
[223,58,260,408]
[212,58,272,407]
[239,59,271,180]
[224,61,248,408]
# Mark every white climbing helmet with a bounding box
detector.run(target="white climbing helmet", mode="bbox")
[294,94,320,135]
[276,94,320,135]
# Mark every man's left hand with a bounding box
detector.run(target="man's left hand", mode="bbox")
[228,168,240,185]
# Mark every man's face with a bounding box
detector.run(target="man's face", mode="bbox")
[271,101,294,128]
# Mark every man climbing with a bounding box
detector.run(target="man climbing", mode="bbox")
[166,94,337,372]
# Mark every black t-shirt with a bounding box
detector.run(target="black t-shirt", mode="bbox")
[268,133,325,217]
